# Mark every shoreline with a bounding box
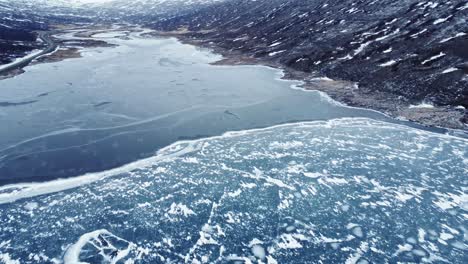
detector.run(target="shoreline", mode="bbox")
[153,30,467,131]
[1,116,466,204]
[0,26,466,189]
[0,25,121,80]
[1,25,466,132]
[0,32,58,80]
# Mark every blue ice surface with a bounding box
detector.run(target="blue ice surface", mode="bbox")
[0,31,396,184]
[0,118,466,263]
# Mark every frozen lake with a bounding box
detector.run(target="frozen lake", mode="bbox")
[0,29,389,184]
[0,29,466,263]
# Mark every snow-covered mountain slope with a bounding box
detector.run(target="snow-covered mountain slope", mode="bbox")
[152,0,468,122]
[0,1,46,64]
[94,0,226,23]
[0,0,224,64]
[0,0,95,65]
[0,0,466,125]
[0,0,96,22]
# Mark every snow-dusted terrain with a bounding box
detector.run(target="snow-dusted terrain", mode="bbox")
[4,0,458,126]
[0,1,467,263]
[0,0,94,65]
[150,0,468,127]
[95,0,226,23]
[0,0,225,64]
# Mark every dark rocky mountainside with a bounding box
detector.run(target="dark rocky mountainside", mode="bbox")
[0,0,93,64]
[0,1,46,64]
[96,0,226,24]
[151,0,468,124]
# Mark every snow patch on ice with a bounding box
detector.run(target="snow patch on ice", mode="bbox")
[251,245,266,260]
[277,234,305,249]
[0,253,20,264]
[168,203,195,217]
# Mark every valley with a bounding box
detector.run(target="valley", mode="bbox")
[0,1,467,264]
